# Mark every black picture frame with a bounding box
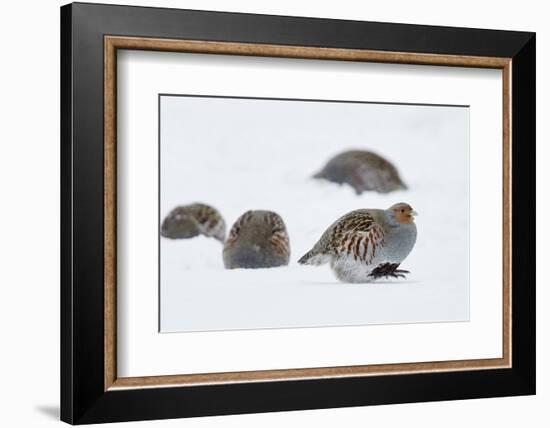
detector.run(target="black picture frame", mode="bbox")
[61,2,535,424]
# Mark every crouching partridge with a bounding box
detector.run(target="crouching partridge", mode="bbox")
[298,203,417,283]
[161,203,226,242]
[313,150,407,194]
[223,210,290,269]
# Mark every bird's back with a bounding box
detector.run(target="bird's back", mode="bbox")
[314,150,407,194]
[298,209,386,266]
[223,210,290,269]
[318,209,385,251]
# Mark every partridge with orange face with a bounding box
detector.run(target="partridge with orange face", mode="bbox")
[298,203,417,283]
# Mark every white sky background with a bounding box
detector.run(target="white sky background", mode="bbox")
[160,95,469,332]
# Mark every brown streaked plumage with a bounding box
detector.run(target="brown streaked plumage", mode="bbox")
[160,203,226,242]
[223,210,290,269]
[313,150,407,194]
[298,203,417,283]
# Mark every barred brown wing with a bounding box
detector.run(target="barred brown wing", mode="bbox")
[337,223,385,264]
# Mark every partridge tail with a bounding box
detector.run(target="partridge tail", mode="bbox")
[298,248,330,265]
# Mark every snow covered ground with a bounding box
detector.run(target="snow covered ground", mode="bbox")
[160,95,470,332]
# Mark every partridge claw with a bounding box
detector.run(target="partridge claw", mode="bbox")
[369,263,410,280]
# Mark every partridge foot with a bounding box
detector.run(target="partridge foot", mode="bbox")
[369,263,410,280]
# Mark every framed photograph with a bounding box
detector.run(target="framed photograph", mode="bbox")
[61,2,535,424]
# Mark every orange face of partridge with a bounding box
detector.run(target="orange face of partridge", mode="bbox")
[389,203,417,224]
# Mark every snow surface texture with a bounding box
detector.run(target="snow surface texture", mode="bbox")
[160,96,470,333]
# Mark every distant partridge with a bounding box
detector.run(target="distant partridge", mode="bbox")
[223,210,290,269]
[298,203,417,283]
[313,150,407,194]
[161,203,226,242]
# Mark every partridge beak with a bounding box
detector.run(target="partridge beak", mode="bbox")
[411,210,418,217]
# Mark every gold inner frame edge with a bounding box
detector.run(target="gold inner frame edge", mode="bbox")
[104,36,512,391]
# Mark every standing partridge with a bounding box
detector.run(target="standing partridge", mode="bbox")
[298,203,417,283]
[313,150,407,194]
[161,203,226,242]
[223,210,290,269]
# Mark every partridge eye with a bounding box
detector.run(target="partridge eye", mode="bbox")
[401,209,405,213]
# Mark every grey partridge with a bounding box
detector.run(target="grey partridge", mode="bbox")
[313,150,407,194]
[223,210,290,269]
[161,203,226,242]
[299,203,417,283]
